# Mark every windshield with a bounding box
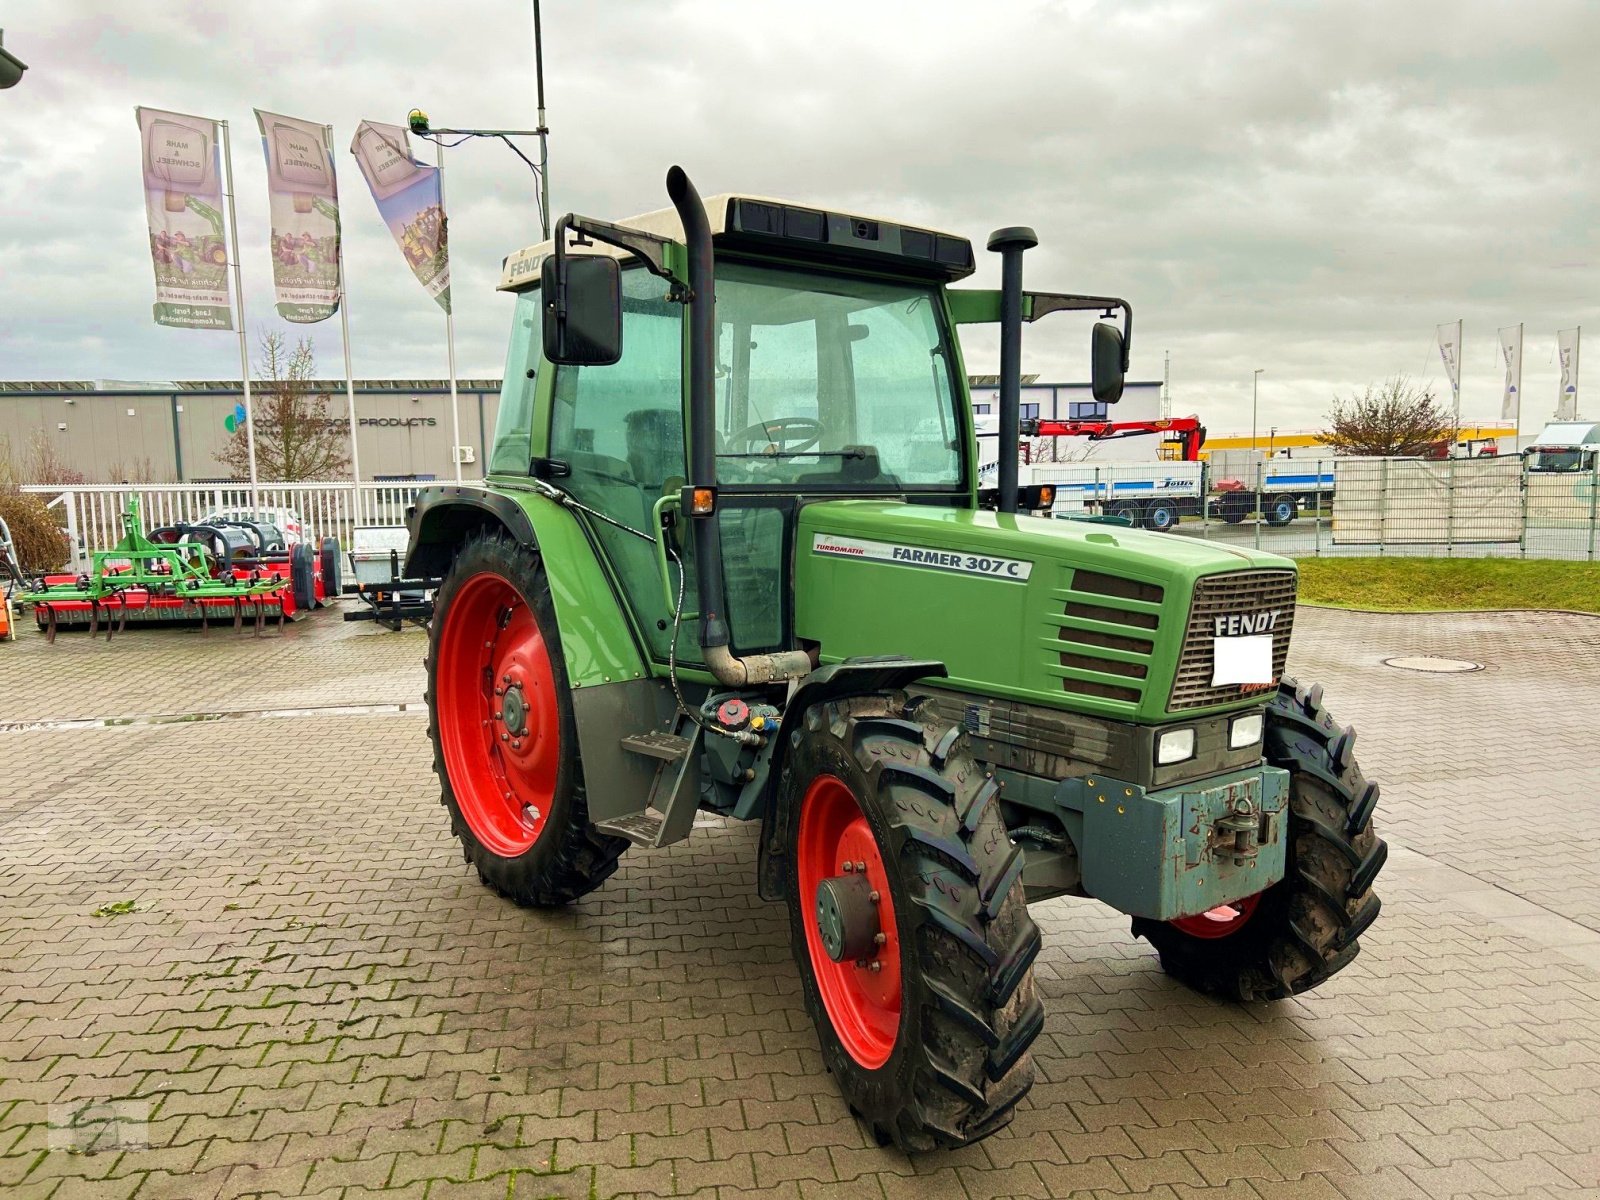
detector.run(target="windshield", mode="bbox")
[1529,447,1588,472]
[712,262,963,489]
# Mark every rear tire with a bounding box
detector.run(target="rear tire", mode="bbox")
[1108,500,1143,526]
[290,543,316,612]
[1132,678,1385,1001]
[783,693,1042,1151]
[1265,494,1298,527]
[426,531,626,906]
[318,536,341,604]
[1143,501,1178,532]
[1218,492,1251,524]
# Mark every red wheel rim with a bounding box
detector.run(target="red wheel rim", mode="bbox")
[437,572,560,858]
[1170,893,1261,938]
[796,774,901,1069]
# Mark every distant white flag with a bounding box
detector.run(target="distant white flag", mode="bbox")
[1557,327,1581,420]
[1436,321,1462,394]
[1498,325,1522,421]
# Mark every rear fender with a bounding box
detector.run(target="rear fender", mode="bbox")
[753,657,948,900]
[407,485,648,690]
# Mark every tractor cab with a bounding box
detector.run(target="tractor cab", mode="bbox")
[484,179,1130,671]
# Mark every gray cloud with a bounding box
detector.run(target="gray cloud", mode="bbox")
[1,0,1594,435]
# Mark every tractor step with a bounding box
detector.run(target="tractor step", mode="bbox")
[619,731,692,760]
[592,811,670,846]
[599,722,703,848]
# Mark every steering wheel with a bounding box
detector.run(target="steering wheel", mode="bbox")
[726,416,824,456]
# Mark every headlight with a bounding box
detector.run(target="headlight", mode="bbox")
[1156,727,1196,765]
[1229,713,1264,749]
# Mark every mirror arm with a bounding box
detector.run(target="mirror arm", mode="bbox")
[553,212,684,287]
[1025,291,1134,370]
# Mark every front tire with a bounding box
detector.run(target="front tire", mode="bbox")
[783,693,1042,1151]
[426,531,626,906]
[1131,678,1386,1001]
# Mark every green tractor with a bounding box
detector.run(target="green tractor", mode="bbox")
[405,168,1386,1150]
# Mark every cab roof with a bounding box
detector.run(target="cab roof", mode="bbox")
[499,193,976,291]
[1531,421,1600,446]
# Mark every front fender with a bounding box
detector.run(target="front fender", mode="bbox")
[753,656,948,900]
[407,484,648,690]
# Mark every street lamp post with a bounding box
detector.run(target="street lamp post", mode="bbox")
[0,30,27,89]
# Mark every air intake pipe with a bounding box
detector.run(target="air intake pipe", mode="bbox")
[666,166,812,688]
[988,226,1038,515]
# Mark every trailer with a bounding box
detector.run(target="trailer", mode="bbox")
[1211,461,1337,527]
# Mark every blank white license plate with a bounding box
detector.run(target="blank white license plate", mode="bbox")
[1212,634,1273,686]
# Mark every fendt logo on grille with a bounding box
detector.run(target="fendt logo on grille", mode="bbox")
[1213,610,1280,637]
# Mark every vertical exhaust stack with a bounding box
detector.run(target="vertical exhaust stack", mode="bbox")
[666,166,810,687]
[988,227,1037,515]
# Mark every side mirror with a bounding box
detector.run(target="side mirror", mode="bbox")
[1091,321,1124,404]
[542,253,623,366]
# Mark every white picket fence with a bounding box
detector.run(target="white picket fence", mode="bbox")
[20,481,470,565]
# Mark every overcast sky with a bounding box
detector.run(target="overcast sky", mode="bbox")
[1,0,1594,434]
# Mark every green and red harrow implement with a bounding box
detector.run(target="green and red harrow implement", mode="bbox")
[20,497,337,640]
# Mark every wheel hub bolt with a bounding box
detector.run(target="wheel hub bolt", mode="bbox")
[499,684,530,739]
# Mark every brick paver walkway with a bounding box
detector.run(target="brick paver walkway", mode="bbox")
[2,605,1598,1199]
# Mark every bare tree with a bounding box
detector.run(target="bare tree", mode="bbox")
[1322,377,1457,457]
[1024,436,1095,465]
[21,431,88,485]
[217,331,351,481]
[106,456,160,484]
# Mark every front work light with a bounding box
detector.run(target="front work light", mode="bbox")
[1229,712,1264,749]
[1156,727,1196,765]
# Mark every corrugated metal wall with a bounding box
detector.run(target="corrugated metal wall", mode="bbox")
[1,384,501,482]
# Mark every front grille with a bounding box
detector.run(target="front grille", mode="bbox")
[1053,568,1164,707]
[1169,569,1297,710]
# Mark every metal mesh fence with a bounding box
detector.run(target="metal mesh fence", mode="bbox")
[23,455,1600,563]
[1033,456,1600,560]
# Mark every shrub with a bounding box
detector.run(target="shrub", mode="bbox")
[0,486,70,574]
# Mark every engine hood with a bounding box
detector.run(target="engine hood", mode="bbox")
[793,500,1295,722]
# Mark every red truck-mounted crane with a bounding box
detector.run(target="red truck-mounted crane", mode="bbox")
[1021,414,1206,462]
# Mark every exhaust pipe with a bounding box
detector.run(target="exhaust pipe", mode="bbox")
[666,166,811,688]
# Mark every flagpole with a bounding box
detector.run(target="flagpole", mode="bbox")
[220,119,259,510]
[327,124,362,494]
[436,138,463,483]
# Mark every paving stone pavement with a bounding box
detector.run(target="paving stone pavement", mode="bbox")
[1,604,1598,1200]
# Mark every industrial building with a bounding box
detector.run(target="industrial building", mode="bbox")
[1,379,502,483]
[3,377,1158,482]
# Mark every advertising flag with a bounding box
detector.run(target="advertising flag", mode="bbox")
[1557,327,1581,420]
[1498,325,1522,421]
[136,107,233,329]
[1436,321,1462,394]
[349,121,450,313]
[256,110,341,323]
